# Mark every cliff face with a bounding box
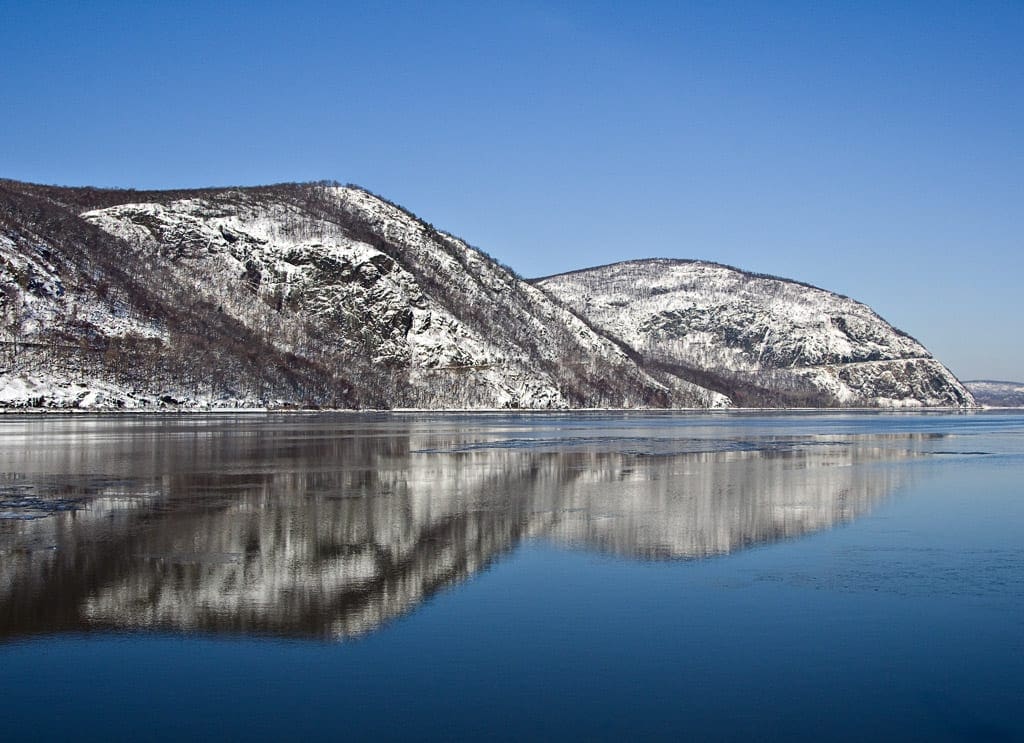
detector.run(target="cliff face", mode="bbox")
[1,180,970,408]
[536,259,974,407]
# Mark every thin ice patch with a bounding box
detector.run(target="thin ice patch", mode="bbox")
[0,486,87,520]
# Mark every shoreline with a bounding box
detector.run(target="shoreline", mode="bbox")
[0,405,999,416]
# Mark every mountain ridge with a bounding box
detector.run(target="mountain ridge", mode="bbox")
[964,380,1024,408]
[538,256,852,299]
[0,178,974,409]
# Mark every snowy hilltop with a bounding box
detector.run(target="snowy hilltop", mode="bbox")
[536,259,973,407]
[965,381,1024,408]
[0,179,973,409]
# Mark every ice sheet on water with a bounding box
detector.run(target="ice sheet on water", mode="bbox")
[0,488,87,520]
[414,434,854,456]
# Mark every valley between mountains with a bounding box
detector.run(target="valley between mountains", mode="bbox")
[0,180,974,409]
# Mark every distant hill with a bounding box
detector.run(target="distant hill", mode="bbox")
[964,381,1024,407]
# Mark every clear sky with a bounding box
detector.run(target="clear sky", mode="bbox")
[2,1,1021,380]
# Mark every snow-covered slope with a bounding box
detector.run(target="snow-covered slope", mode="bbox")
[0,181,360,409]
[536,259,974,407]
[83,186,703,408]
[1,181,709,409]
[965,380,1024,408]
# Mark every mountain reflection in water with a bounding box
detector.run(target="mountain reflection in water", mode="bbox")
[0,414,929,641]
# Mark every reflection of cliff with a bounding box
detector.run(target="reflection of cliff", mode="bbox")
[0,419,922,641]
[546,445,910,559]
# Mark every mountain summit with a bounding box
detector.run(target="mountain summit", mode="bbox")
[536,259,973,407]
[0,180,973,409]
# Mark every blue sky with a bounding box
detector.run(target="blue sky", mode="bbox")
[2,1,1021,379]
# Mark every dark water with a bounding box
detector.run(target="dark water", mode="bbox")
[1,412,1022,741]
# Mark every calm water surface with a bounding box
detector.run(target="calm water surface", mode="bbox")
[1,412,1022,740]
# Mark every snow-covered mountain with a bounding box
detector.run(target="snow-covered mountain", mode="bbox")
[0,180,972,408]
[965,380,1024,408]
[0,180,696,409]
[536,259,973,407]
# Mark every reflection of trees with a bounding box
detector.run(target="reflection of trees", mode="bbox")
[0,419,920,641]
